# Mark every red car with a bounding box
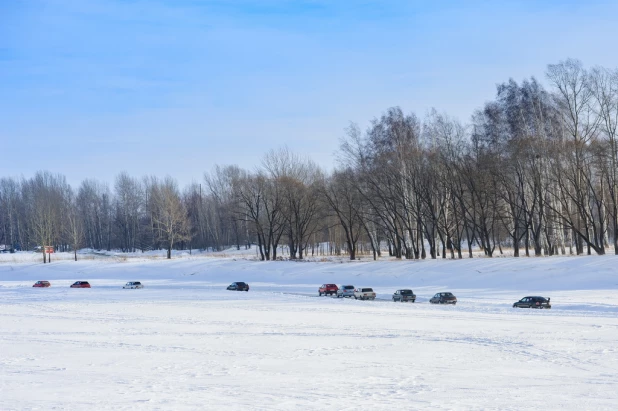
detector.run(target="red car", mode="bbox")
[70,281,91,288]
[33,280,51,287]
[319,284,338,296]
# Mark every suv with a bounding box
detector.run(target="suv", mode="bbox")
[513,296,551,309]
[33,280,51,288]
[70,281,91,288]
[227,282,249,291]
[429,292,457,305]
[336,285,355,298]
[392,289,416,302]
[354,287,376,300]
[319,284,338,296]
[123,281,143,289]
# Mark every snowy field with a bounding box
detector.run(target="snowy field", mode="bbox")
[1,253,618,410]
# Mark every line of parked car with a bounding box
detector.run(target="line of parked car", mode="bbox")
[31,280,552,309]
[32,280,144,289]
[319,283,457,304]
[318,284,551,308]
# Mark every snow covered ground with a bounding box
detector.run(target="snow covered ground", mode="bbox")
[1,252,618,410]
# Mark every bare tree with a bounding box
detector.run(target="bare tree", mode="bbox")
[547,58,603,254]
[65,188,84,261]
[590,66,618,254]
[320,168,365,260]
[23,172,68,263]
[150,177,191,259]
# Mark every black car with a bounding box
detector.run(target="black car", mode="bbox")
[392,289,416,302]
[513,296,551,309]
[227,282,249,291]
[429,292,457,305]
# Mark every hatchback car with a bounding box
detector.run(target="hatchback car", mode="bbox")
[430,292,457,305]
[123,281,143,289]
[319,284,338,296]
[227,282,249,291]
[354,287,376,300]
[70,281,91,288]
[392,289,416,302]
[33,280,51,288]
[336,285,355,298]
[513,296,551,309]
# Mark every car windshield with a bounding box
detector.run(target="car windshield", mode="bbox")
[134,282,141,285]
[361,288,373,292]
[400,290,412,294]
[236,282,246,286]
[343,285,354,289]
[443,293,453,297]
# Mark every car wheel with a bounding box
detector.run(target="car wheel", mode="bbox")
[412,300,415,303]
[354,296,358,300]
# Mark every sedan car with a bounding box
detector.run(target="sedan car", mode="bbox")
[354,287,376,300]
[513,296,551,309]
[429,292,457,305]
[70,281,91,288]
[123,281,143,289]
[336,284,355,298]
[227,282,249,291]
[319,284,339,296]
[33,280,51,288]
[392,289,416,302]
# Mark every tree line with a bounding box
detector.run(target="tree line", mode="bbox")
[1,58,618,262]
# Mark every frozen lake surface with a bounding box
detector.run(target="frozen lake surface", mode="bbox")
[1,253,618,410]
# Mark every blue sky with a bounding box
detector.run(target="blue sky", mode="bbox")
[2,0,618,187]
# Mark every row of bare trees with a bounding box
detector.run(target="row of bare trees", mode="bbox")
[0,172,192,262]
[331,59,618,258]
[1,59,618,261]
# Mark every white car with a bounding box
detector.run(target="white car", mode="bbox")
[354,287,376,300]
[123,281,144,289]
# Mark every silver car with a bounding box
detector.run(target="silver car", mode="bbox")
[123,281,144,289]
[337,284,355,298]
